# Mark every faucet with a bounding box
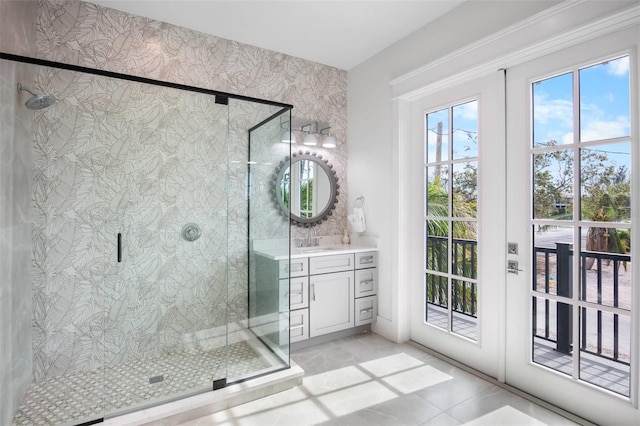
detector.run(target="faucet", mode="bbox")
[306,226,321,247]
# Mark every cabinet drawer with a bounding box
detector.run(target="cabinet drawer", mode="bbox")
[355,251,377,269]
[287,309,309,343]
[355,295,377,326]
[281,276,308,311]
[354,268,378,298]
[279,258,308,278]
[309,253,354,275]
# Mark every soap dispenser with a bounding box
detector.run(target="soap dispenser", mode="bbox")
[342,229,350,245]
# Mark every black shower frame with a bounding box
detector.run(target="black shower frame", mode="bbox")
[1,52,294,110]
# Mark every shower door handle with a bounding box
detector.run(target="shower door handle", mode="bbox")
[117,233,122,263]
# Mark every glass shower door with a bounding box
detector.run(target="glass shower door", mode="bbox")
[107,80,231,415]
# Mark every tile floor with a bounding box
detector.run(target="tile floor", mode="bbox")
[180,332,585,425]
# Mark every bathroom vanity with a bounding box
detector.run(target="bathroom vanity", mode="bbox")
[253,244,378,348]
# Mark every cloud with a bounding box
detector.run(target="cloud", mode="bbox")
[533,94,572,126]
[561,116,630,144]
[581,116,630,141]
[606,56,629,77]
[453,100,478,121]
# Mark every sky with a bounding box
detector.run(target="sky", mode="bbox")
[426,100,478,164]
[424,54,631,192]
[533,55,630,148]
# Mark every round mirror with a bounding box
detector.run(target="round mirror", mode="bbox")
[273,151,339,227]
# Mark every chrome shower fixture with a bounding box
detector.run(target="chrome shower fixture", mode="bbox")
[17,83,56,110]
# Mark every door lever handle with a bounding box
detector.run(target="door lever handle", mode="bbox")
[507,260,523,274]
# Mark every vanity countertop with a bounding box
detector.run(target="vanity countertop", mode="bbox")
[254,243,378,261]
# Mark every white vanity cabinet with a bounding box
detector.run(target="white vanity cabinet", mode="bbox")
[254,247,378,346]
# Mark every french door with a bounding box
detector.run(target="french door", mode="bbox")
[505,27,639,424]
[410,73,505,377]
[411,24,639,424]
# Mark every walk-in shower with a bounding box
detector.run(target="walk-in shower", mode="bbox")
[1,53,293,426]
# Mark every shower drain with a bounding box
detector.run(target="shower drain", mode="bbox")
[149,375,164,384]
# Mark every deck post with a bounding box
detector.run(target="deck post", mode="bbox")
[556,242,573,354]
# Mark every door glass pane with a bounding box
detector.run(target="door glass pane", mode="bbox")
[579,307,631,396]
[533,72,573,147]
[426,165,449,216]
[426,274,448,331]
[533,225,573,296]
[581,227,631,308]
[580,142,631,221]
[579,56,630,142]
[452,221,477,279]
[426,222,448,273]
[452,100,478,159]
[533,149,574,220]
[532,296,573,376]
[451,279,477,340]
[452,161,477,217]
[426,108,449,163]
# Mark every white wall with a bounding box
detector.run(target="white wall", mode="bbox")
[347,0,560,342]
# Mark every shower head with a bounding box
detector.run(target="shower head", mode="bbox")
[17,83,56,110]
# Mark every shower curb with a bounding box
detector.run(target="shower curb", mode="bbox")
[103,362,304,425]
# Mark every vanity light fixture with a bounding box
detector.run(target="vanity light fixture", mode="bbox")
[281,130,296,144]
[289,118,334,148]
[303,133,318,146]
[318,126,336,149]
[322,135,337,148]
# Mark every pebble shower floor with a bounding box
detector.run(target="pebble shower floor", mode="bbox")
[12,341,270,425]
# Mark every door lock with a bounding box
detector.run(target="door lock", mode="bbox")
[507,260,523,274]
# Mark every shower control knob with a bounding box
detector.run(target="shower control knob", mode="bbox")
[181,223,201,242]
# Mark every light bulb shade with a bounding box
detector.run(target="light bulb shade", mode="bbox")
[303,133,317,146]
[281,130,296,144]
[322,135,337,148]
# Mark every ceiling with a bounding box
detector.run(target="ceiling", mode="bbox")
[86,1,466,70]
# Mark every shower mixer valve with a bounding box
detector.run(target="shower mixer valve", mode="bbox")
[181,223,202,242]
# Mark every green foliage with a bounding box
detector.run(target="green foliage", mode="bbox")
[300,179,313,218]
[426,166,478,312]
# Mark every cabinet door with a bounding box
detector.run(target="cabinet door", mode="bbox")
[309,271,354,337]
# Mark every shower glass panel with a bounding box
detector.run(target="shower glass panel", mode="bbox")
[247,108,292,367]
[3,54,292,426]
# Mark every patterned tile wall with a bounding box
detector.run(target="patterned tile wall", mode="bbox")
[0,1,38,424]
[30,0,347,380]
